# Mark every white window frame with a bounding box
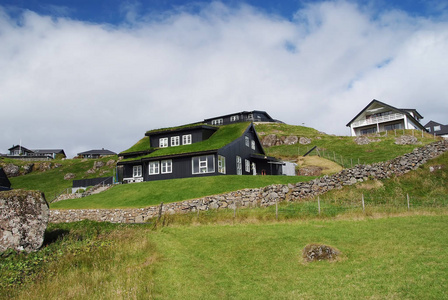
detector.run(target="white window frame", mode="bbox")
[434,125,441,131]
[211,118,223,125]
[230,115,239,122]
[251,140,255,150]
[245,159,250,173]
[149,161,159,175]
[133,165,142,177]
[159,138,168,148]
[171,136,180,147]
[236,156,242,175]
[218,155,226,174]
[245,136,250,147]
[161,159,172,174]
[182,134,192,145]
[192,155,215,174]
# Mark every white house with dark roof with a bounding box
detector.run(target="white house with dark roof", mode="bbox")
[346,99,426,136]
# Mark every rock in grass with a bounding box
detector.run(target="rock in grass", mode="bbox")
[302,244,340,262]
[0,190,49,253]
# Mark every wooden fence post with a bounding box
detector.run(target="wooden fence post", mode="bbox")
[158,202,163,220]
[233,200,236,218]
[362,194,365,213]
[318,196,321,215]
[407,194,410,211]
[275,199,278,220]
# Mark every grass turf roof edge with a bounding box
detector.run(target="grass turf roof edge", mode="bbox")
[121,122,252,162]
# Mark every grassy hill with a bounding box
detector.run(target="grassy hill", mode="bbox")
[4,156,117,201]
[255,123,437,165]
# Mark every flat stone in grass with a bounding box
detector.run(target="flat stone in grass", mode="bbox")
[302,244,341,262]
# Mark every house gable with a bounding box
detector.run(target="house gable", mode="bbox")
[424,120,448,137]
[346,99,426,136]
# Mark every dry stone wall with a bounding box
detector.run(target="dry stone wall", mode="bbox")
[50,140,448,224]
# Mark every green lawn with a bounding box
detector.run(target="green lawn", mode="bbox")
[3,215,448,299]
[50,175,315,209]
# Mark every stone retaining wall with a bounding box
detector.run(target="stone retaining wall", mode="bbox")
[50,140,448,223]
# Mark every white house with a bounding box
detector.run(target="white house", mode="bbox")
[346,99,426,136]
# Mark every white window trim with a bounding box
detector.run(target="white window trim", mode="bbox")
[245,159,251,173]
[251,140,255,150]
[236,156,242,175]
[161,159,172,174]
[149,161,160,175]
[133,165,142,177]
[182,134,192,145]
[218,155,226,174]
[211,118,223,125]
[245,136,250,147]
[434,125,441,131]
[159,138,168,148]
[171,136,180,147]
[192,155,215,174]
[230,115,239,122]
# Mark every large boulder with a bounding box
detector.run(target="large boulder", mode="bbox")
[3,163,20,177]
[395,135,419,145]
[0,190,49,253]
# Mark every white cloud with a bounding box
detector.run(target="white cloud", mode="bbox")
[0,1,447,157]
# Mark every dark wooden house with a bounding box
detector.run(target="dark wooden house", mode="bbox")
[424,121,448,138]
[77,149,117,159]
[6,145,66,159]
[203,110,281,126]
[118,122,282,183]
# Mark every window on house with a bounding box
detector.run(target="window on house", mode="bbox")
[182,134,192,145]
[192,155,215,174]
[159,138,168,148]
[245,159,250,173]
[426,127,431,132]
[211,119,223,125]
[149,161,159,175]
[218,155,226,174]
[161,160,172,174]
[360,127,377,135]
[171,136,180,146]
[247,113,254,120]
[251,140,255,150]
[384,123,402,131]
[434,125,441,131]
[230,115,239,122]
[245,136,250,147]
[236,156,242,175]
[133,165,142,177]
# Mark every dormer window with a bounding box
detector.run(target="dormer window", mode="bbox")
[230,115,239,122]
[159,138,168,148]
[247,113,254,120]
[171,136,180,146]
[183,134,192,145]
[211,118,223,125]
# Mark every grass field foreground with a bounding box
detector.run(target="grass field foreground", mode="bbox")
[2,215,447,299]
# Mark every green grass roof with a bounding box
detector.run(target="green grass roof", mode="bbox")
[119,137,152,155]
[122,122,250,162]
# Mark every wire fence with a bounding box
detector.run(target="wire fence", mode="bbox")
[269,195,448,219]
[297,129,440,168]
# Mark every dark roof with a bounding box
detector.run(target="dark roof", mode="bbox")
[32,149,65,154]
[8,145,33,153]
[424,120,448,136]
[203,110,275,122]
[346,99,425,130]
[145,124,217,136]
[77,149,117,156]
[0,168,11,190]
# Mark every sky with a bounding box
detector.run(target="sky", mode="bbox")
[1,0,448,157]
